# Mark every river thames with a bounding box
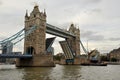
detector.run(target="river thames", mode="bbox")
[0,64,120,80]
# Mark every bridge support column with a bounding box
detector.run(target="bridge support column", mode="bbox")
[60,58,87,65]
[16,5,55,67]
[16,54,55,67]
[67,24,80,57]
[59,24,81,65]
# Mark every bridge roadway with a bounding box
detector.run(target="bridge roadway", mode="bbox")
[0,52,32,58]
[46,23,75,38]
[59,41,74,59]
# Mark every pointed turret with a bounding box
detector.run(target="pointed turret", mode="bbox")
[43,9,46,17]
[25,10,28,17]
[32,5,40,14]
[76,27,80,36]
[77,27,80,32]
[69,23,75,34]
[25,10,29,20]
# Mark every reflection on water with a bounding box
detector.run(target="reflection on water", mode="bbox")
[0,64,120,80]
[49,65,81,80]
[22,65,81,80]
[23,67,52,80]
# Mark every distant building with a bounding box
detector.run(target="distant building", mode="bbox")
[2,41,13,54]
[88,49,100,63]
[109,47,120,61]
[0,41,15,63]
[47,47,54,55]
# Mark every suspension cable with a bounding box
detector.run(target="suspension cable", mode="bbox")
[0,25,37,50]
[80,40,89,54]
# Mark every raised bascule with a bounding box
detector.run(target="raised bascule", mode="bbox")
[0,5,83,67]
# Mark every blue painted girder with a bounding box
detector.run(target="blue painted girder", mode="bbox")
[0,54,33,58]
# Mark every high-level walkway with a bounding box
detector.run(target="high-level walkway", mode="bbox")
[46,23,75,38]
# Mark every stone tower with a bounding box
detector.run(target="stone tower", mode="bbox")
[16,5,55,67]
[24,5,46,55]
[60,24,81,65]
[67,24,80,56]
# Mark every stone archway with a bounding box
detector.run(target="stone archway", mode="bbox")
[26,46,35,55]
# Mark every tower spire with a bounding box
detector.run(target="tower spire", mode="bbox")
[25,10,28,17]
[44,9,46,17]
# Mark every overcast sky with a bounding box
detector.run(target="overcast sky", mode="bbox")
[0,0,120,54]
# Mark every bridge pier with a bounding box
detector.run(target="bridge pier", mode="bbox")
[60,57,88,65]
[16,54,55,67]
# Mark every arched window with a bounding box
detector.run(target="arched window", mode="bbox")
[26,46,35,54]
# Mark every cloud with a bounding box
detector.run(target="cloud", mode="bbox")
[81,30,104,41]
[109,38,120,41]
[0,1,2,5]
[100,0,120,18]
[82,0,101,4]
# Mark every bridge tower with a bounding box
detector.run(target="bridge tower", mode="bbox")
[68,24,80,57]
[16,5,55,67]
[60,24,81,65]
[24,5,46,55]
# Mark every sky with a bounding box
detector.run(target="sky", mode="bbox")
[0,0,120,54]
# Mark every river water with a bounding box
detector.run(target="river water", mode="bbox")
[0,64,120,80]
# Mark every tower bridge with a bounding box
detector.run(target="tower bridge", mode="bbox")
[0,5,82,67]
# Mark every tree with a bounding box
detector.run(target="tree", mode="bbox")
[111,58,117,62]
[53,55,62,61]
[100,55,109,61]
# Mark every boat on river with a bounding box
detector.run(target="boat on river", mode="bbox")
[81,63,107,66]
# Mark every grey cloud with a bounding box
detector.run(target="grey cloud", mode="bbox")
[109,38,120,41]
[81,31,95,37]
[81,30,104,41]
[82,0,101,4]
[89,34,104,41]
[90,0,101,3]
[0,1,2,5]
[91,8,102,13]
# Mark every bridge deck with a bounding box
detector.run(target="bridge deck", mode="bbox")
[0,54,32,58]
[59,41,74,59]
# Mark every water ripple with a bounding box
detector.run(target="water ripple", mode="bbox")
[0,64,120,80]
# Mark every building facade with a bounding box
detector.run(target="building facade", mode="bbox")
[109,48,120,61]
